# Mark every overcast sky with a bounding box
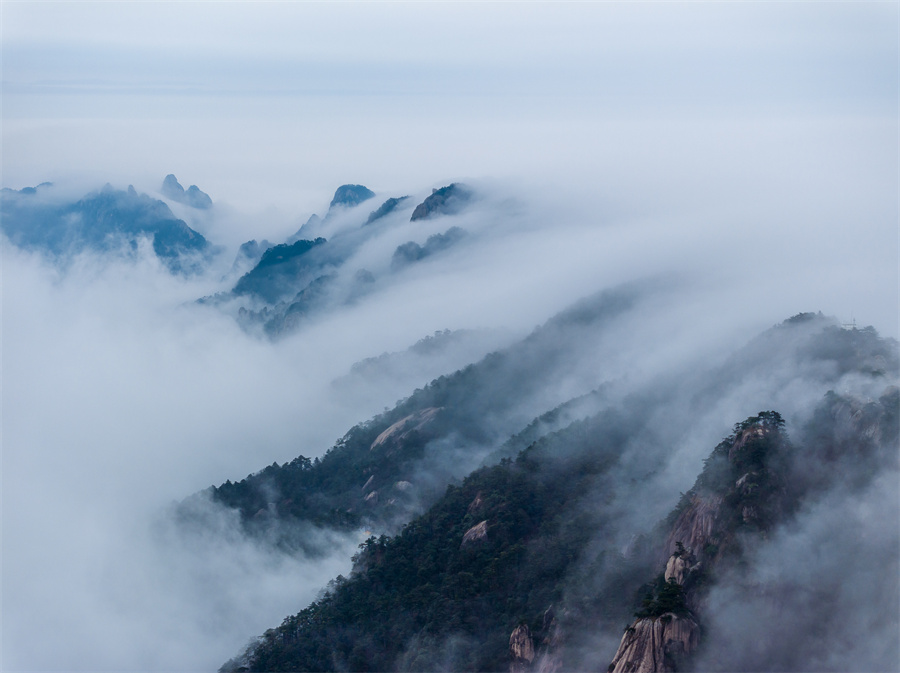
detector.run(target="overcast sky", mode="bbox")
[2,3,898,671]
[3,2,897,208]
[3,2,897,333]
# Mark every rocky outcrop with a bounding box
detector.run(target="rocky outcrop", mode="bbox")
[461,520,489,548]
[370,407,442,453]
[509,624,535,673]
[507,608,563,673]
[662,495,722,564]
[664,553,690,586]
[610,415,789,672]
[608,615,700,673]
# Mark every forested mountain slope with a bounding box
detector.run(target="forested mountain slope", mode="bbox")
[210,313,897,672]
[222,387,897,672]
[192,284,643,543]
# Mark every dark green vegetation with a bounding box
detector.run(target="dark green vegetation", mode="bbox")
[222,408,656,672]
[231,238,327,303]
[0,183,210,273]
[212,301,877,549]
[225,388,898,672]
[209,309,897,672]
[205,286,643,542]
[634,576,689,620]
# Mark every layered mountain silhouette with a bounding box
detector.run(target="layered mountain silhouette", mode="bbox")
[6,175,894,672]
[197,302,898,672]
[161,174,213,209]
[1,182,211,274]
[219,183,474,336]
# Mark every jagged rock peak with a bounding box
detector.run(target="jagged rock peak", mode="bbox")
[610,413,791,673]
[161,174,212,209]
[410,183,472,221]
[329,184,375,208]
[664,545,696,586]
[509,624,535,673]
[608,615,700,673]
[162,174,184,198]
[185,185,212,209]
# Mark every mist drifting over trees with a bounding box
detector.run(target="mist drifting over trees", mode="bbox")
[2,3,897,672]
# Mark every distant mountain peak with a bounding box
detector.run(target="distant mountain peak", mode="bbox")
[2,182,53,196]
[329,184,375,209]
[161,174,212,209]
[410,183,472,221]
[162,174,183,197]
[1,182,211,274]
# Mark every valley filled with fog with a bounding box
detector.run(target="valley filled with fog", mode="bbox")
[2,3,897,671]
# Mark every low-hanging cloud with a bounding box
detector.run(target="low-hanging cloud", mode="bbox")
[691,469,900,672]
[3,142,898,671]
[2,6,898,664]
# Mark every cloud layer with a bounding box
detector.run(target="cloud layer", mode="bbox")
[2,3,897,671]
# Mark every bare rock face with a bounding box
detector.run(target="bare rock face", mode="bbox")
[663,495,723,564]
[664,554,689,586]
[461,520,489,548]
[608,417,791,673]
[370,407,442,454]
[509,624,535,673]
[608,615,700,673]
